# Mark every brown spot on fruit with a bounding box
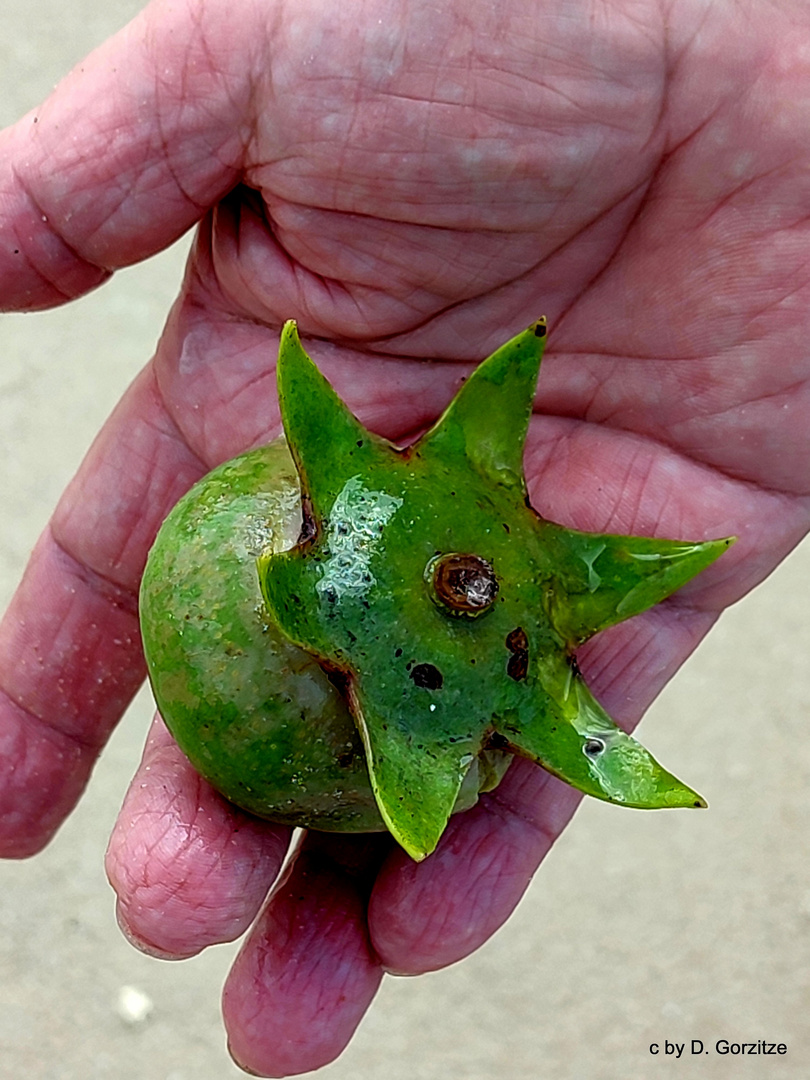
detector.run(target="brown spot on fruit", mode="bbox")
[506,626,529,681]
[507,650,528,681]
[429,553,498,615]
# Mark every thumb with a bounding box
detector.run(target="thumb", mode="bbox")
[0,0,262,312]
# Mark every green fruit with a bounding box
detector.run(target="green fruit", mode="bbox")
[139,437,510,834]
[140,320,734,860]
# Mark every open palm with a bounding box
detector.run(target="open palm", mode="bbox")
[1,0,808,1074]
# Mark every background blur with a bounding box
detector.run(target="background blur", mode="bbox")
[1,2,809,1077]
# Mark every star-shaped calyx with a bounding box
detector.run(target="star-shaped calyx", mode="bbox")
[258,321,733,860]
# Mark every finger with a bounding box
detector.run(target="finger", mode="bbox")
[0,0,256,311]
[0,363,207,856]
[106,714,290,959]
[0,526,144,857]
[222,831,388,1077]
[369,757,580,975]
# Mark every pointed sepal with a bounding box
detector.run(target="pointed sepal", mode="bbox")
[350,681,477,860]
[418,320,547,488]
[541,527,735,646]
[257,546,339,662]
[276,320,392,519]
[503,664,706,809]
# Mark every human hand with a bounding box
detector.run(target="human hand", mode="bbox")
[1,0,809,1074]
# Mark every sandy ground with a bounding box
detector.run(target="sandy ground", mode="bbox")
[1,3,809,1078]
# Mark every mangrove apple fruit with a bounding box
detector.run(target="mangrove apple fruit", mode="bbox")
[140,320,733,860]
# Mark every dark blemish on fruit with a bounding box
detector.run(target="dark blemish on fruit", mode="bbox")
[298,496,317,543]
[324,666,350,699]
[583,738,605,757]
[506,626,529,681]
[410,663,443,690]
[507,650,528,681]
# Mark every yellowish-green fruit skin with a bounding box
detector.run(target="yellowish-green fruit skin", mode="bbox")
[139,438,508,831]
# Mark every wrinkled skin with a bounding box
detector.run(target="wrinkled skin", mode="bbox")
[1,0,809,1075]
